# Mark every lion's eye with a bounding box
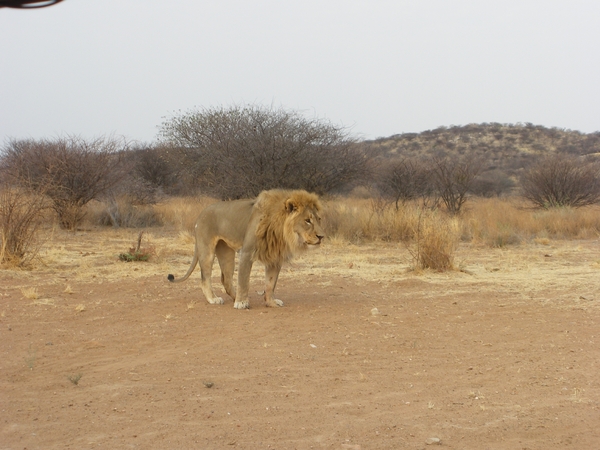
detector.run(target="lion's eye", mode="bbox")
[305,218,312,225]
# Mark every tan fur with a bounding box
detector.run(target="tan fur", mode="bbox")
[168,189,324,309]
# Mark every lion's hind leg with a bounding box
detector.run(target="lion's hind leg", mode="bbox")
[216,240,236,300]
[198,242,224,305]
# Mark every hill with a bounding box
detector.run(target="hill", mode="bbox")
[359,123,600,196]
[361,122,600,171]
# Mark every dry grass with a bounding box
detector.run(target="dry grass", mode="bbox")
[323,197,416,243]
[0,187,49,267]
[21,287,39,300]
[321,196,600,246]
[149,194,600,274]
[85,197,163,228]
[463,198,600,245]
[80,195,600,248]
[9,194,598,278]
[153,196,217,234]
[407,210,460,271]
[118,231,156,262]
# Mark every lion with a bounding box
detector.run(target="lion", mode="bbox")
[167,189,324,309]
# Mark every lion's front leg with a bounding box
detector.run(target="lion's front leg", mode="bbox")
[264,264,283,307]
[234,250,253,309]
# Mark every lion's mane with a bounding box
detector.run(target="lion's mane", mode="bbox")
[253,189,322,265]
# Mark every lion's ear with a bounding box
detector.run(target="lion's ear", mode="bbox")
[285,199,297,213]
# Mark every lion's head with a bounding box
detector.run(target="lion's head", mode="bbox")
[254,189,324,265]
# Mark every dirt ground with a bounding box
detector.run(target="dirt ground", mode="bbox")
[1,228,599,449]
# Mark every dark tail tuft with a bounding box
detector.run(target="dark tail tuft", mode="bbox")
[167,274,175,282]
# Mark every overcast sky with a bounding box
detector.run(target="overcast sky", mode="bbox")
[1,1,599,144]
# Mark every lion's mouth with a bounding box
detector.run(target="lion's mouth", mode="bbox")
[298,234,324,248]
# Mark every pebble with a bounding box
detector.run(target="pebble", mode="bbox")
[426,437,441,445]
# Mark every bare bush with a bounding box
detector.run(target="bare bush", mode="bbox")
[469,169,516,197]
[1,137,128,229]
[158,105,370,199]
[379,158,437,209]
[0,185,48,267]
[431,157,482,215]
[521,154,600,208]
[125,144,185,198]
[85,196,163,228]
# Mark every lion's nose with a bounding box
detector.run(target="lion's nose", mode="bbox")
[317,234,324,243]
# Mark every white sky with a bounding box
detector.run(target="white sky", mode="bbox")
[1,0,599,143]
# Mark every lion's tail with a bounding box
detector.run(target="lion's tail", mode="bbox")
[167,248,199,283]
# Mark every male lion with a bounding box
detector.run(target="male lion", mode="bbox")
[167,189,324,309]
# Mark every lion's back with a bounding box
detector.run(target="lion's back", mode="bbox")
[196,198,257,246]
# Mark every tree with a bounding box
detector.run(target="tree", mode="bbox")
[158,105,369,199]
[1,137,128,229]
[431,157,482,215]
[379,158,436,209]
[521,154,600,208]
[130,145,182,192]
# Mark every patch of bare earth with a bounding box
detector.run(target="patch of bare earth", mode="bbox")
[1,229,599,449]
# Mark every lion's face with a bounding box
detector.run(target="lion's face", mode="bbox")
[292,206,325,249]
[255,189,324,265]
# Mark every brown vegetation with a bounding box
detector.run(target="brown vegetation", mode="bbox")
[521,154,600,208]
[322,196,600,245]
[158,105,369,199]
[0,121,599,273]
[378,158,436,209]
[365,122,600,198]
[0,185,49,267]
[1,137,128,230]
[431,156,482,215]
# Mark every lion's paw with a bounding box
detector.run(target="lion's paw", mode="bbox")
[266,299,284,307]
[208,297,224,305]
[233,300,250,309]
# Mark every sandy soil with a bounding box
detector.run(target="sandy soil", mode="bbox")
[1,229,599,449]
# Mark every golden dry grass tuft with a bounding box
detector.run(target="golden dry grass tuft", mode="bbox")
[21,287,39,300]
[408,210,461,271]
[0,187,49,267]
